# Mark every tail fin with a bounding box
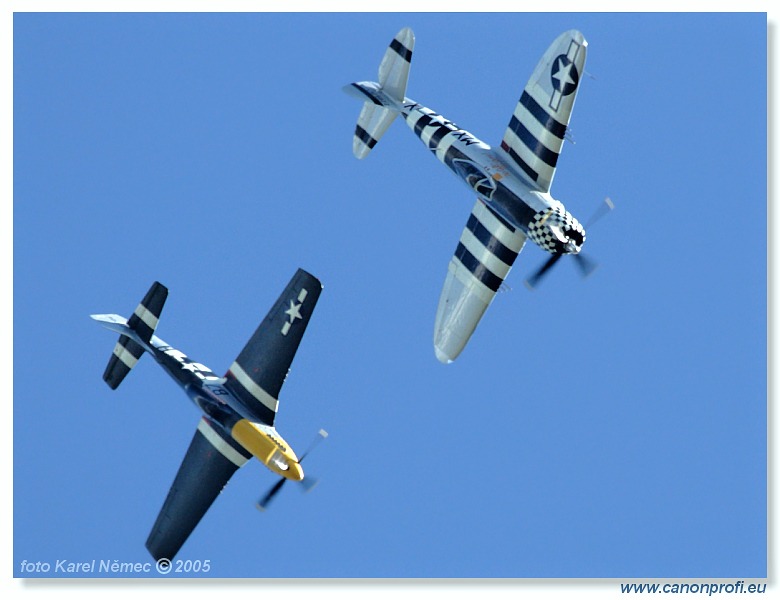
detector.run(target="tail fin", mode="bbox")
[344,27,415,159]
[92,282,168,390]
[378,27,414,101]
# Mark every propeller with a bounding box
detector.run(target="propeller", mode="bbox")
[299,429,328,462]
[524,254,563,289]
[573,253,598,278]
[585,196,614,228]
[255,429,328,512]
[256,477,286,512]
[525,197,613,289]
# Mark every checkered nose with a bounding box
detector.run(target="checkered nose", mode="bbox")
[526,198,611,289]
[550,211,585,255]
[563,223,586,255]
[528,206,585,256]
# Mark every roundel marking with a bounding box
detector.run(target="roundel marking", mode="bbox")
[551,55,579,96]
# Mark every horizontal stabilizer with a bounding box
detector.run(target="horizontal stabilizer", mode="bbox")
[345,27,414,159]
[103,335,144,390]
[434,200,526,363]
[91,313,130,335]
[352,103,397,159]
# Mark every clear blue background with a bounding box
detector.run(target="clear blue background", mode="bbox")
[13,12,766,578]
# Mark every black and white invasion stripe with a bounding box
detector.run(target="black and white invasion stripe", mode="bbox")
[449,199,527,300]
[225,361,278,426]
[103,334,144,390]
[127,281,168,344]
[389,36,412,63]
[499,37,584,193]
[354,124,379,152]
[102,282,168,390]
[403,105,473,168]
[198,417,251,467]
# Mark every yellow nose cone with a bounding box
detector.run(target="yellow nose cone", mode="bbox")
[286,461,304,482]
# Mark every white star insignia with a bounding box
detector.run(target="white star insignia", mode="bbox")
[285,300,302,323]
[553,58,575,90]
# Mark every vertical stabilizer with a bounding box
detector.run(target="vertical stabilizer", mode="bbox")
[345,27,415,159]
[378,27,414,101]
[96,281,168,390]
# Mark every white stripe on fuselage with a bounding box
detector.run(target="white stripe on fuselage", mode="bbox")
[435,134,457,163]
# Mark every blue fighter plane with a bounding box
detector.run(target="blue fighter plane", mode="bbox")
[91,269,326,561]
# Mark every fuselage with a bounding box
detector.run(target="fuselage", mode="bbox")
[146,334,303,481]
[399,98,586,256]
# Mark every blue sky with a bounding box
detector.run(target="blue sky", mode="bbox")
[11,10,767,583]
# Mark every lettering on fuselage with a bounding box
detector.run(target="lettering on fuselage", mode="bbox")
[451,130,479,146]
[404,102,480,148]
[161,347,220,381]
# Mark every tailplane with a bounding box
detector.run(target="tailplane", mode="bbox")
[344,27,414,159]
[91,281,168,390]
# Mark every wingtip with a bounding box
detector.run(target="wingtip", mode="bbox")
[434,346,454,364]
[397,26,415,41]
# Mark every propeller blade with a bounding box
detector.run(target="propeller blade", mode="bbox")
[585,196,614,228]
[298,477,321,494]
[525,254,563,290]
[295,429,328,497]
[299,429,328,463]
[256,477,287,512]
[257,430,327,511]
[573,253,598,278]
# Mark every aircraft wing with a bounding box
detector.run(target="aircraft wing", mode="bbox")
[498,30,587,193]
[146,417,252,561]
[224,269,322,426]
[434,199,526,363]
